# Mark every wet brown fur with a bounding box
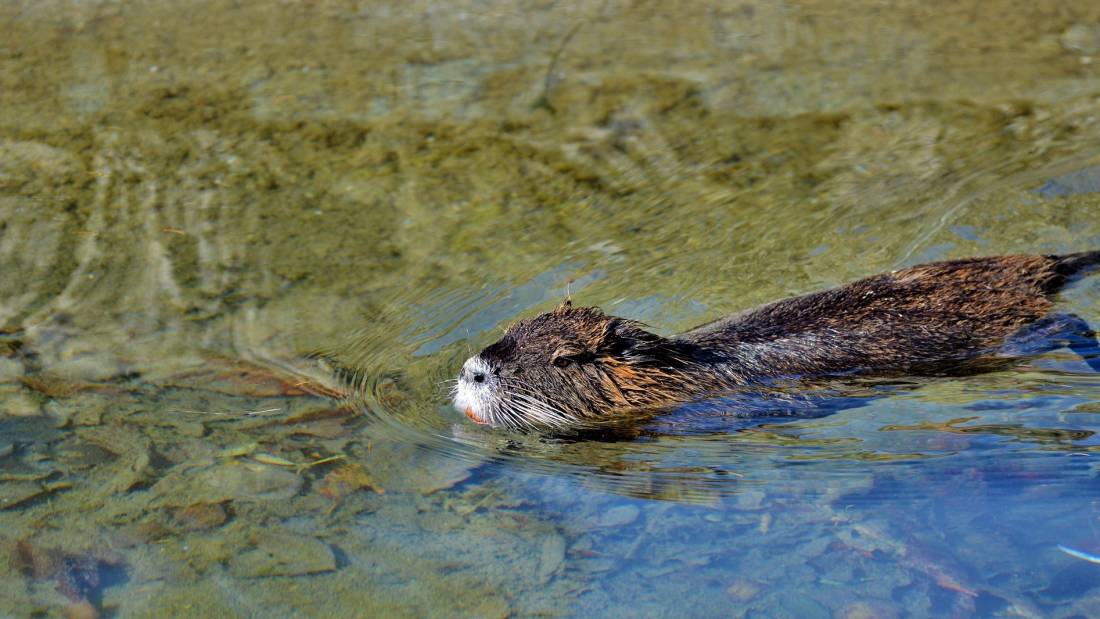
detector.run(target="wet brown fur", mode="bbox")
[470,252,1100,428]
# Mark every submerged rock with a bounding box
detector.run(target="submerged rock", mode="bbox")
[317,462,384,512]
[76,425,158,495]
[1035,165,1100,198]
[835,601,900,619]
[0,387,41,417]
[228,534,335,577]
[0,358,24,383]
[536,533,566,584]
[173,503,229,530]
[597,505,640,528]
[0,415,62,442]
[7,537,123,616]
[0,481,47,510]
[152,461,303,506]
[726,578,761,602]
[366,441,479,495]
[1061,23,1100,55]
[45,393,118,428]
[62,600,99,619]
[49,352,126,383]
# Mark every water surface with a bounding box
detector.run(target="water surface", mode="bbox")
[3,1,1100,616]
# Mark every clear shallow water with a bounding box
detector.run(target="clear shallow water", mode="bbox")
[4,1,1100,617]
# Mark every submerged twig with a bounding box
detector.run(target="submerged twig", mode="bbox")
[533,21,585,114]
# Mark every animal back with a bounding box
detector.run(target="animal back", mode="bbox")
[686,254,1073,377]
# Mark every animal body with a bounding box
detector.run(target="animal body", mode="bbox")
[452,252,1100,431]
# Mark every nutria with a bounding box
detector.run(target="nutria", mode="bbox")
[452,252,1100,430]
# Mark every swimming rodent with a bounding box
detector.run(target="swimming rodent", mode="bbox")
[452,251,1100,431]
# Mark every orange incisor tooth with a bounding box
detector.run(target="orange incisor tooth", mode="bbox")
[464,406,488,424]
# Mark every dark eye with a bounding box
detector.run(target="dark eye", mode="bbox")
[552,356,571,368]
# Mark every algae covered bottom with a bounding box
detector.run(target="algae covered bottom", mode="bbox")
[3,1,1100,616]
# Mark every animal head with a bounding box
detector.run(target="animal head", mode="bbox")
[452,301,688,430]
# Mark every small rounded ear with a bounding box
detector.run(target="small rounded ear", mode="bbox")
[595,318,664,361]
[554,298,573,314]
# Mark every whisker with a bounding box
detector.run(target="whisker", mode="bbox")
[512,385,574,418]
[509,391,573,429]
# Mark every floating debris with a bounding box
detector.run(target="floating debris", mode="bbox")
[248,451,343,472]
[218,442,260,458]
[250,452,297,467]
[1058,544,1100,565]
